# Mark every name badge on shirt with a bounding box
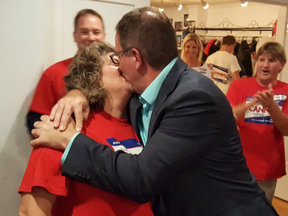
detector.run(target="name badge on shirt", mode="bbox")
[244,95,286,125]
[106,138,143,155]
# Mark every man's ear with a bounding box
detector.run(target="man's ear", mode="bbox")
[131,48,142,70]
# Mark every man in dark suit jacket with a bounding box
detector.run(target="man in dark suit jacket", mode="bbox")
[31,6,279,216]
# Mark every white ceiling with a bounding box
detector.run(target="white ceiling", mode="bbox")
[150,0,288,8]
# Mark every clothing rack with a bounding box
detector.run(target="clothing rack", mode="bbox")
[198,35,262,43]
[195,27,272,34]
[193,19,274,35]
[198,35,262,39]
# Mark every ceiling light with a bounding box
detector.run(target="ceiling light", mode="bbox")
[241,1,248,7]
[203,3,209,9]
[176,3,182,10]
[201,0,209,9]
[159,0,164,12]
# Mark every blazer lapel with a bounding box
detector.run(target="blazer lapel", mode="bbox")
[129,95,142,141]
[148,58,188,139]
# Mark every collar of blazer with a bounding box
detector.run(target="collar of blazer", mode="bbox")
[148,58,188,138]
[129,96,142,139]
[129,58,188,142]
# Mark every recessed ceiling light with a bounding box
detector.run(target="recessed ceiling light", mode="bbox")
[241,1,248,7]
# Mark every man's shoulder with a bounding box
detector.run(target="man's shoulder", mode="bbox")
[174,67,223,97]
[230,54,238,61]
[206,52,216,60]
[276,80,288,87]
[166,59,222,95]
[43,57,73,76]
[231,77,255,87]
[47,57,73,70]
[274,80,288,93]
[206,51,228,60]
[218,51,235,58]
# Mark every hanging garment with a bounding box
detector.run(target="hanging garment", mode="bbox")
[237,40,253,77]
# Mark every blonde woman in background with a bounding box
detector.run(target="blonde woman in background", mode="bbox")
[181,33,213,79]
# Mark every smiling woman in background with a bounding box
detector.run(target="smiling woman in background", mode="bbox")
[180,33,213,79]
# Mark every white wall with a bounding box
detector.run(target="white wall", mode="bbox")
[164,7,189,29]
[0,0,149,215]
[0,1,46,215]
[207,3,279,27]
[164,2,279,38]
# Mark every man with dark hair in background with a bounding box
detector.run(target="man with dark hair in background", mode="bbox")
[26,9,106,132]
[206,35,241,94]
[31,7,279,216]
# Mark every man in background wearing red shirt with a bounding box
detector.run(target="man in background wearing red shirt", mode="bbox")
[227,41,288,203]
[27,9,106,133]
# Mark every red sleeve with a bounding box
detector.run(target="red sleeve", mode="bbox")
[19,147,70,196]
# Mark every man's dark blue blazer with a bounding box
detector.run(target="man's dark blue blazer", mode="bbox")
[62,58,278,216]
